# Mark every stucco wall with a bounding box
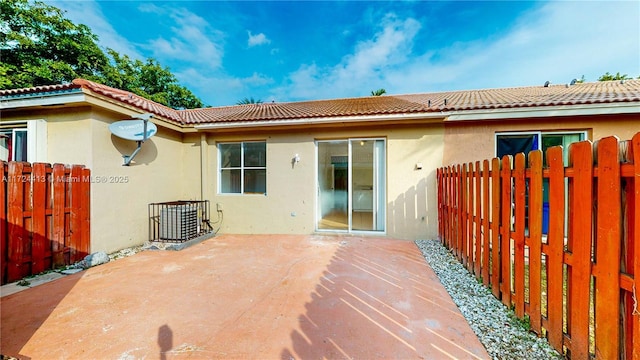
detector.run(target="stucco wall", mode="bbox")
[2,107,200,253]
[87,109,200,252]
[204,123,444,241]
[442,114,640,166]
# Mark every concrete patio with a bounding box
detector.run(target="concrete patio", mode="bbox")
[1,234,489,359]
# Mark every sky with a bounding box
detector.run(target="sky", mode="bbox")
[50,1,640,107]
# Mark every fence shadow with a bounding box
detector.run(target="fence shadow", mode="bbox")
[280,237,488,359]
[0,256,84,358]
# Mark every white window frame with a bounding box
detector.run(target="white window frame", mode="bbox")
[217,141,267,195]
[0,120,47,163]
[495,130,587,160]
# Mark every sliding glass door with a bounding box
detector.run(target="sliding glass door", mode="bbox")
[316,139,385,232]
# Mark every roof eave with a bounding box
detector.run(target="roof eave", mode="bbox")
[446,102,640,121]
[0,90,86,109]
[193,111,448,130]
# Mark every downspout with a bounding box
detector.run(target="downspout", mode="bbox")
[200,133,208,201]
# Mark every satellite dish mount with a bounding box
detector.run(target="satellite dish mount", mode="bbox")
[108,113,158,166]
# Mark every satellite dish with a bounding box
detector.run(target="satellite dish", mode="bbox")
[109,120,157,141]
[109,113,156,166]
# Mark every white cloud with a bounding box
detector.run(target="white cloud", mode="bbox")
[50,0,142,59]
[247,31,271,47]
[276,2,640,100]
[145,7,225,68]
[275,14,421,100]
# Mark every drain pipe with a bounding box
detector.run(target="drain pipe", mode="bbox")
[200,133,208,201]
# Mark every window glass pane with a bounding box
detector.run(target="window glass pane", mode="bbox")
[244,142,266,167]
[220,169,241,193]
[0,130,10,162]
[14,130,27,162]
[497,134,537,158]
[244,169,266,194]
[220,143,241,168]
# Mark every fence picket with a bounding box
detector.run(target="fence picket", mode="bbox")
[631,132,640,360]
[500,155,513,306]
[80,167,91,260]
[69,165,83,262]
[546,146,565,351]
[437,132,639,359]
[514,153,526,318]
[0,161,90,284]
[467,162,475,272]
[528,150,543,334]
[31,163,48,274]
[52,164,66,266]
[567,140,593,359]
[475,161,482,278]
[482,160,490,286]
[490,158,501,298]
[7,162,26,282]
[0,161,6,283]
[593,136,621,359]
[461,163,468,267]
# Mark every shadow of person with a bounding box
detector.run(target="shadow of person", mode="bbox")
[158,324,173,360]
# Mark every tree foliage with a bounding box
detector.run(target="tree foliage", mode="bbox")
[371,88,386,96]
[0,0,203,109]
[236,97,263,105]
[597,72,633,81]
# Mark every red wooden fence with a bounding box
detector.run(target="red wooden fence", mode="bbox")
[0,161,90,285]
[437,132,640,359]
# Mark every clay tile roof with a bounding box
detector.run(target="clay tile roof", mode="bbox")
[0,82,82,96]
[396,80,640,111]
[71,79,183,124]
[3,79,640,127]
[179,96,429,124]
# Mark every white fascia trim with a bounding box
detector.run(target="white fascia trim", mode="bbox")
[447,103,640,121]
[194,112,448,130]
[0,92,86,109]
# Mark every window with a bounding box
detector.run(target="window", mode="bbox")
[496,131,586,165]
[219,141,266,194]
[0,126,28,162]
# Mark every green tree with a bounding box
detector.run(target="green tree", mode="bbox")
[0,0,204,109]
[102,51,203,109]
[236,97,263,105]
[371,88,386,96]
[0,0,110,88]
[597,72,632,81]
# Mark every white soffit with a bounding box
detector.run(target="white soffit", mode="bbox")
[446,103,640,121]
[0,92,86,109]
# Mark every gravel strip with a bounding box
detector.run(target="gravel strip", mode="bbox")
[416,239,563,360]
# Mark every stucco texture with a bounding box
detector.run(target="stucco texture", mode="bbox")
[206,124,444,241]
